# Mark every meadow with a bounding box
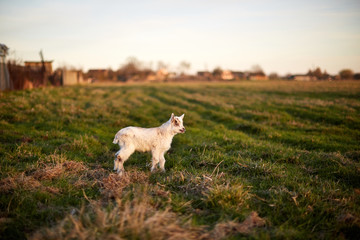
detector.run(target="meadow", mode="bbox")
[0,80,359,239]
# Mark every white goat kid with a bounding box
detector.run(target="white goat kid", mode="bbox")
[113,113,185,175]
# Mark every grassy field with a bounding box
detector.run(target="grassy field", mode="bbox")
[0,81,360,239]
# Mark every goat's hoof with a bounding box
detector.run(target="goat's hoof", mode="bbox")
[117,170,124,176]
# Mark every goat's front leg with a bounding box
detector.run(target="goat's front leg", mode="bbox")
[151,150,160,172]
[159,152,166,172]
[114,150,121,171]
[116,155,125,176]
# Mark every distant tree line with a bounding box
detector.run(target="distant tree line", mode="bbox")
[307,67,359,80]
[339,69,359,80]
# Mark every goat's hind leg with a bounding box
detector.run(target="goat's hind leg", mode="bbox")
[115,146,135,176]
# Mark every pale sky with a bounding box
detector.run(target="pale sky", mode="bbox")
[1,0,360,75]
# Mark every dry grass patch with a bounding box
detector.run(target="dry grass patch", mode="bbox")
[30,187,205,240]
[210,211,266,239]
[73,167,109,188]
[43,186,61,194]
[0,173,41,193]
[30,190,266,240]
[0,158,102,195]
[32,160,88,180]
[32,164,63,180]
[0,172,61,195]
[100,170,149,198]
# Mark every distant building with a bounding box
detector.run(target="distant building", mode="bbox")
[87,69,110,81]
[24,60,53,86]
[197,71,212,80]
[289,75,315,81]
[24,61,53,74]
[231,71,245,80]
[167,72,177,80]
[197,71,212,77]
[249,74,268,81]
[221,70,234,80]
[142,69,174,82]
[145,74,157,81]
[62,70,84,85]
[353,73,360,80]
[156,68,168,81]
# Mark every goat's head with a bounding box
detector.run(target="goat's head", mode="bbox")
[169,113,185,134]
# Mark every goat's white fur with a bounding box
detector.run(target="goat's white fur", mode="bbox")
[113,113,185,175]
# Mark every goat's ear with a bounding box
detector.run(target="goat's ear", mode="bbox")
[170,113,174,121]
[180,114,185,119]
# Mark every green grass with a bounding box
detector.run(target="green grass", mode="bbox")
[1,81,360,239]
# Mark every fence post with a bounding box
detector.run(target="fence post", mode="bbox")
[0,44,12,91]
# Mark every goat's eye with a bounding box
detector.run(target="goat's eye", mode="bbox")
[174,120,179,126]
